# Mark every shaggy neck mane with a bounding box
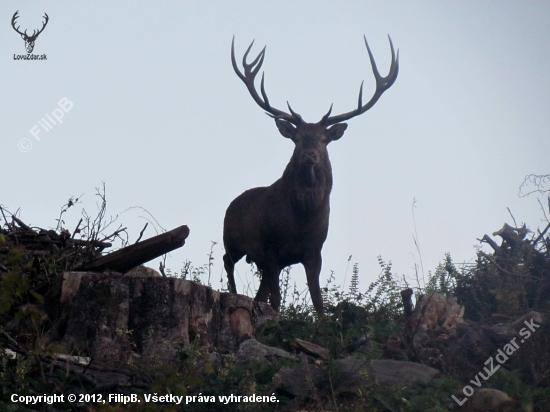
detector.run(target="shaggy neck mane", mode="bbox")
[282,160,333,214]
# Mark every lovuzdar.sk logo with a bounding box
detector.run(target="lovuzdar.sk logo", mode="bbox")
[12,10,48,60]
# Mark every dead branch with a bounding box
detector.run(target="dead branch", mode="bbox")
[135,223,148,244]
[401,288,414,318]
[77,225,190,273]
[533,221,550,247]
[11,215,31,231]
[478,234,500,252]
[479,252,539,279]
[98,225,127,244]
[71,218,83,239]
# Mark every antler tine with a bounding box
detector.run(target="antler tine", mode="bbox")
[241,40,265,78]
[365,36,382,82]
[286,102,304,123]
[232,37,304,125]
[11,11,26,36]
[231,37,247,83]
[363,35,399,90]
[35,13,49,37]
[260,73,271,109]
[322,35,399,126]
[357,81,364,108]
[320,104,333,124]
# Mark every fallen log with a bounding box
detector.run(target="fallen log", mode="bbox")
[291,338,330,359]
[76,225,189,273]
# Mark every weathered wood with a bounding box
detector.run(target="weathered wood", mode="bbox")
[401,288,414,318]
[58,272,278,363]
[291,338,330,359]
[410,292,464,330]
[493,222,530,245]
[77,225,189,273]
[478,234,500,252]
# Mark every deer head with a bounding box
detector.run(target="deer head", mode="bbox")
[12,11,49,54]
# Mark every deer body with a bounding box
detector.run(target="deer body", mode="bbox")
[224,36,398,314]
[224,123,346,313]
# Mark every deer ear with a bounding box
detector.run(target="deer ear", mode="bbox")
[275,119,296,139]
[326,123,348,141]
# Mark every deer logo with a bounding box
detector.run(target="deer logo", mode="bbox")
[11,11,49,54]
[224,35,398,315]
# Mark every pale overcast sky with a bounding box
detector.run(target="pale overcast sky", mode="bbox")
[2,1,549,299]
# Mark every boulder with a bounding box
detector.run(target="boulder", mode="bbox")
[471,388,515,411]
[235,339,296,364]
[371,359,440,387]
[274,358,440,397]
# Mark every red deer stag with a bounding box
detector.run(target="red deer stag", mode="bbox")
[224,36,398,315]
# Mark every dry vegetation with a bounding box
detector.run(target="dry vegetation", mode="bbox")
[1,179,550,411]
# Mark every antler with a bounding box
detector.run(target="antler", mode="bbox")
[11,11,26,37]
[231,37,304,125]
[11,11,49,39]
[31,13,49,39]
[320,35,399,126]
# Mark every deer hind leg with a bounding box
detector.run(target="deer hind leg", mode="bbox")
[223,250,243,294]
[303,252,324,315]
[255,273,270,303]
[255,262,281,311]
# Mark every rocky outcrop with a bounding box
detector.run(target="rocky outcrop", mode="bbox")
[56,271,278,364]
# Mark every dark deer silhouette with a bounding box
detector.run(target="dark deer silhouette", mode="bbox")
[12,11,49,54]
[224,36,398,314]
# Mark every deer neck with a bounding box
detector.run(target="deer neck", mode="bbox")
[282,158,333,214]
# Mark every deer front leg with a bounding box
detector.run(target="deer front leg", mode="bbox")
[303,252,324,315]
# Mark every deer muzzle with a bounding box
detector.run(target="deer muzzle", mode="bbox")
[300,150,319,166]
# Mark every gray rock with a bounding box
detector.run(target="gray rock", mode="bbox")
[124,265,161,277]
[472,388,515,411]
[371,359,440,387]
[235,339,297,364]
[274,358,440,398]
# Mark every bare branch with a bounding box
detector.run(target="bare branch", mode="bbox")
[135,223,148,244]
[519,174,550,198]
